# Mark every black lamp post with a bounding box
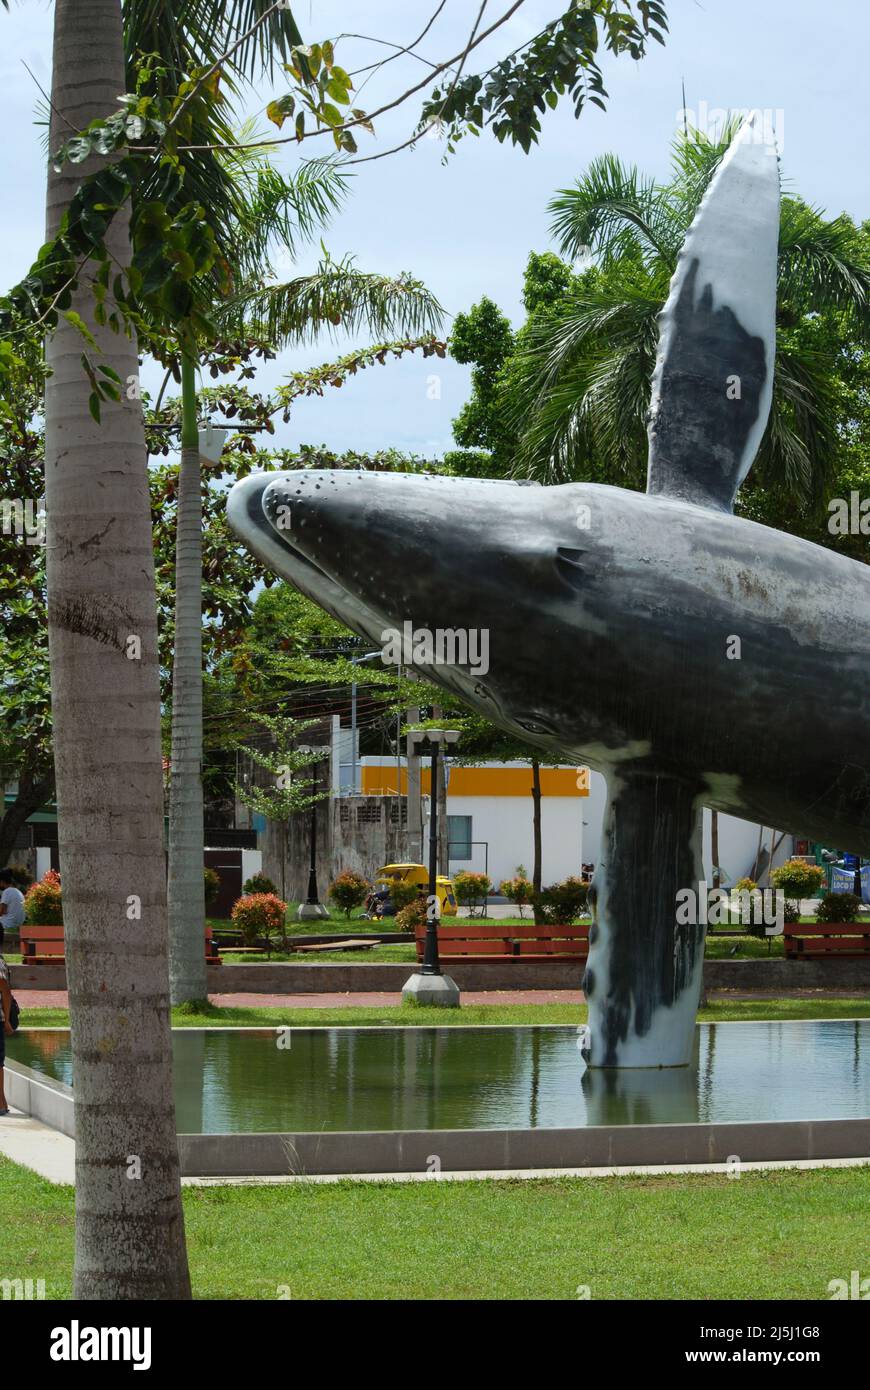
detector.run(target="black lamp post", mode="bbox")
[296,746,328,921]
[411,728,460,977]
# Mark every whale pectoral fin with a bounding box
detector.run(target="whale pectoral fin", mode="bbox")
[646,119,780,513]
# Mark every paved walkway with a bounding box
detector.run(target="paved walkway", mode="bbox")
[19,988,585,1010]
[18,987,870,1012]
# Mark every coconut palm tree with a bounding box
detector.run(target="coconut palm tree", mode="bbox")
[164,155,441,1003]
[37,0,190,1300]
[7,0,309,1303]
[512,122,870,503]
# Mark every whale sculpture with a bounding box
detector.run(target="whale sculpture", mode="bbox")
[228,123,870,1068]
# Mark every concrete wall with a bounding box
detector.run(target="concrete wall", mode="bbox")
[13,956,870,995]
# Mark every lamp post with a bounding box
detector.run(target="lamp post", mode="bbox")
[401,728,461,1007]
[296,746,329,921]
[349,651,381,794]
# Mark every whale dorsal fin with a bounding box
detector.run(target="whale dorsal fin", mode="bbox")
[646,118,780,513]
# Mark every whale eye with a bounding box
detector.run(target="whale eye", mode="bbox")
[516,715,556,736]
[473,682,491,700]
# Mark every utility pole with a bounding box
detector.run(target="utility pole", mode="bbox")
[406,706,422,861]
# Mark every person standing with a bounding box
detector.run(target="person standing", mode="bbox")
[0,870,25,1116]
[0,869,25,938]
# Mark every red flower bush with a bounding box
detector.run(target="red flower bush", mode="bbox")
[231,892,288,950]
[25,869,63,925]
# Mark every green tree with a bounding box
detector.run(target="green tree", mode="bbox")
[510,124,870,505]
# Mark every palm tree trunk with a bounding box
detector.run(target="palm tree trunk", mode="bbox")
[44,0,190,1298]
[168,351,207,1003]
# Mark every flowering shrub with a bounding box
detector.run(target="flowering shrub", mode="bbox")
[25,868,63,925]
[453,871,492,917]
[500,865,533,918]
[231,892,288,951]
[770,858,825,901]
[396,896,428,933]
[328,870,371,919]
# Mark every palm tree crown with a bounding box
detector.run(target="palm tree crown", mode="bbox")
[512,120,870,505]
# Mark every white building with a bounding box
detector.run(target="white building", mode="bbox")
[358,756,792,890]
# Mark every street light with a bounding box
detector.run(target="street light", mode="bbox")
[349,651,382,794]
[401,728,461,1007]
[296,744,329,922]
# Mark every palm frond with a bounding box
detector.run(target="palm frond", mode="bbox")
[754,345,840,503]
[548,154,683,270]
[778,200,870,322]
[231,158,350,280]
[216,256,443,347]
[124,0,303,86]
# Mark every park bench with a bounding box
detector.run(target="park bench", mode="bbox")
[784,921,870,959]
[414,921,589,963]
[20,924,221,964]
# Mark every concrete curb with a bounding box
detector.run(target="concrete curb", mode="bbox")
[12,957,870,993]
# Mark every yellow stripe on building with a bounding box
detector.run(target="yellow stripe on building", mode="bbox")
[360,766,589,796]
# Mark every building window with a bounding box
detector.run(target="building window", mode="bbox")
[447,815,472,861]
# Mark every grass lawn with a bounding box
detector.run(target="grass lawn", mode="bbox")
[2,1155,868,1300]
[21,996,870,1031]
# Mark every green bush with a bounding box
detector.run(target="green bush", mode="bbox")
[395,897,428,933]
[230,893,288,952]
[500,865,533,918]
[204,866,221,910]
[24,869,63,925]
[770,858,825,900]
[453,871,492,916]
[386,879,421,913]
[328,870,371,919]
[243,871,278,897]
[534,876,588,925]
[816,892,861,923]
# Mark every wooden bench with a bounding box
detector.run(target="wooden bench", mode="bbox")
[415,922,589,962]
[784,922,870,959]
[21,924,221,964]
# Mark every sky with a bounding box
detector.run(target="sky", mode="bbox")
[1,0,868,459]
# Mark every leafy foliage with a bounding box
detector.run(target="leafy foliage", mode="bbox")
[420,1,668,156]
[243,871,278,896]
[533,876,589,924]
[203,866,221,908]
[453,870,492,915]
[816,892,861,923]
[500,866,534,917]
[230,891,288,949]
[328,870,371,920]
[25,869,63,926]
[507,124,870,505]
[771,858,826,901]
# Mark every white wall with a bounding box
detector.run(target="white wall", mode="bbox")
[241,849,262,887]
[581,770,793,886]
[446,793,584,888]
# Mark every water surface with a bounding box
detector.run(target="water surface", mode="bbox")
[9,1020,870,1133]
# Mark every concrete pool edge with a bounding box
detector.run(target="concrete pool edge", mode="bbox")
[175,1117,870,1177]
[6,1055,870,1178]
